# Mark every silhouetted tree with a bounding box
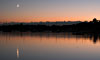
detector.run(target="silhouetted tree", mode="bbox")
[93,18,98,23]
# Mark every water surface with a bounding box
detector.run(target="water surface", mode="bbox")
[0,32,100,60]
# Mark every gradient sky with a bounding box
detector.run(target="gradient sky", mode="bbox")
[0,0,100,22]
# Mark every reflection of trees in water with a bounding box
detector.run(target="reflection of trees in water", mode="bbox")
[73,33,100,44]
[1,32,100,44]
[90,34,99,43]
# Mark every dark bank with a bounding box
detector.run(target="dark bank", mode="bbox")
[0,18,100,34]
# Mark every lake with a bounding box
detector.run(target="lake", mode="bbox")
[0,32,100,60]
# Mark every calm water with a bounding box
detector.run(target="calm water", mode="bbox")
[0,32,100,60]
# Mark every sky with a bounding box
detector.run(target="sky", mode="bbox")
[0,0,100,22]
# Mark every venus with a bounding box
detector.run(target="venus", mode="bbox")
[17,4,20,8]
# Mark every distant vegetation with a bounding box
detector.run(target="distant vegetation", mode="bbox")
[0,18,100,34]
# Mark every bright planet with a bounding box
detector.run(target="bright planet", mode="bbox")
[17,4,19,8]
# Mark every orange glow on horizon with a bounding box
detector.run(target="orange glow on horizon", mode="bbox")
[1,16,100,23]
